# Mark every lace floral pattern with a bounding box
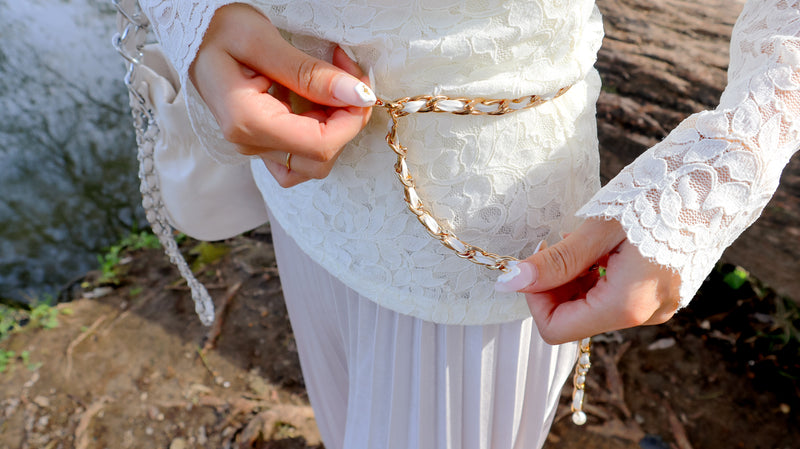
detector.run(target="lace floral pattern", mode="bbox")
[578,0,800,306]
[139,0,605,324]
[139,0,800,323]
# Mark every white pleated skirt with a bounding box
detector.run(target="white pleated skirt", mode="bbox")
[270,218,578,449]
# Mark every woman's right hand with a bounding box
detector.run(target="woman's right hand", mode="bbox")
[189,3,374,188]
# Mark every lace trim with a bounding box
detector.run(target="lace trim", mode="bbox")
[578,0,800,307]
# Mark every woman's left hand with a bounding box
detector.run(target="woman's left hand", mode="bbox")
[495,218,681,344]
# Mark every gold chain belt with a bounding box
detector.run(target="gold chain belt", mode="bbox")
[374,87,571,273]
[375,87,592,426]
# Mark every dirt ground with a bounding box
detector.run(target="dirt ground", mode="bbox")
[1,225,798,449]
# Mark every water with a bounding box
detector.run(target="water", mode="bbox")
[0,0,146,303]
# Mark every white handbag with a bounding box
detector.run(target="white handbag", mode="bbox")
[113,0,268,325]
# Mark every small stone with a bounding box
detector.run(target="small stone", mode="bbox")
[197,426,208,445]
[23,372,40,389]
[169,438,188,449]
[571,411,587,425]
[145,426,154,436]
[4,398,21,415]
[647,337,676,351]
[36,414,50,429]
[123,430,134,448]
[32,395,50,408]
[187,383,212,399]
[88,286,114,299]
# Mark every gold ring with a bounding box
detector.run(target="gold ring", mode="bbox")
[284,152,293,171]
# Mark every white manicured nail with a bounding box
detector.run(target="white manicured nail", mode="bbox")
[495,261,536,292]
[494,240,545,293]
[332,76,376,107]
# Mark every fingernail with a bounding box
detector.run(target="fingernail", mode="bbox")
[495,261,537,293]
[332,75,376,107]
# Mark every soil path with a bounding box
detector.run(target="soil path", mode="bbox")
[1,226,797,449]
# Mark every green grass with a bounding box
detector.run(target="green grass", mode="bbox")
[97,230,161,284]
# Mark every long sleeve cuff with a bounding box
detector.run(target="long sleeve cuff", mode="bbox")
[140,0,253,164]
[577,0,800,307]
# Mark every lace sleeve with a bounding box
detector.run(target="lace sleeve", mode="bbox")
[139,0,251,164]
[577,0,800,307]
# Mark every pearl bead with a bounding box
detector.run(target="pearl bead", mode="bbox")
[572,411,587,426]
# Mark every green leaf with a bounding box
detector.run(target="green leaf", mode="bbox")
[30,304,59,329]
[723,267,749,290]
[189,242,230,271]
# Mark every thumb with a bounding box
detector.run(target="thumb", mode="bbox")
[495,219,626,293]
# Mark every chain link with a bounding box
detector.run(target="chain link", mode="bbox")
[113,0,216,325]
[570,337,592,425]
[375,89,570,272]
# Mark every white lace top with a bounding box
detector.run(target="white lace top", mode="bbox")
[140,0,800,325]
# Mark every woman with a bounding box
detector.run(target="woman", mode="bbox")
[138,1,800,447]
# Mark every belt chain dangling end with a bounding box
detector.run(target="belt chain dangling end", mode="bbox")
[571,337,592,425]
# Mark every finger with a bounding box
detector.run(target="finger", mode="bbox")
[521,219,626,293]
[258,150,338,181]
[332,46,366,80]
[261,158,313,189]
[526,280,615,344]
[193,5,373,161]
[218,89,369,162]
[270,82,292,107]
[229,15,376,108]
[199,47,368,161]
[526,261,648,345]
[527,242,679,344]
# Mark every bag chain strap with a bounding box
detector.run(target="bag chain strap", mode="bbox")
[112,0,216,325]
[111,0,591,425]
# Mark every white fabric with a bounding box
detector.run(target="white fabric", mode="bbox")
[136,44,269,241]
[142,0,603,324]
[139,0,800,322]
[271,216,578,449]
